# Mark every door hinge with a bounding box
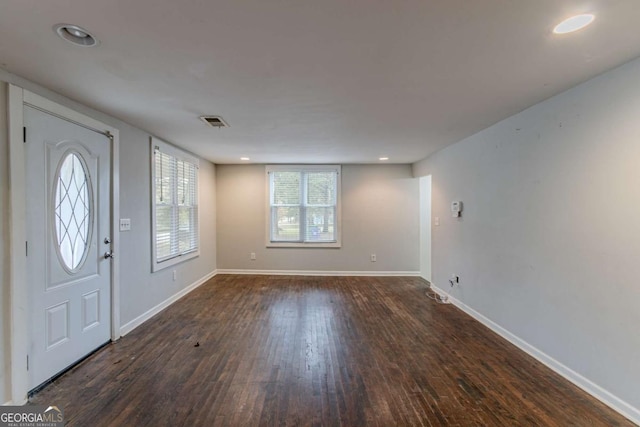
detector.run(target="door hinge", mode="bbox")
[26,355,29,371]
[23,127,26,143]
[25,241,28,257]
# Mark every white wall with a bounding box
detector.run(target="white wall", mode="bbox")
[0,70,217,403]
[413,56,640,419]
[217,164,419,273]
[0,82,11,404]
[419,175,431,281]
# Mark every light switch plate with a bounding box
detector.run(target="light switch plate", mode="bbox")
[119,218,131,232]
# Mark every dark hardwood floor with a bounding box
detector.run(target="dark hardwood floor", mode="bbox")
[31,275,633,426]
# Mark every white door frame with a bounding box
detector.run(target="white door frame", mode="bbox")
[8,85,121,404]
[419,175,432,282]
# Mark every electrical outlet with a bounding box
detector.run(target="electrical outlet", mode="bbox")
[172,270,177,281]
[250,252,256,260]
[449,274,459,287]
[434,217,440,226]
[370,254,377,262]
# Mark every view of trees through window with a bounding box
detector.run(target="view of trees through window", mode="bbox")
[270,169,338,243]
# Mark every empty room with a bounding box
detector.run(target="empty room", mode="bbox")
[1,1,639,425]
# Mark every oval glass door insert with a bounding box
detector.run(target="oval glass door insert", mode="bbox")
[54,151,93,272]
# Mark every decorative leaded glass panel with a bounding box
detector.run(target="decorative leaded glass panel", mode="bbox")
[54,152,92,272]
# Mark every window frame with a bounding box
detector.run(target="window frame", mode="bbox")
[150,137,200,272]
[265,164,341,248]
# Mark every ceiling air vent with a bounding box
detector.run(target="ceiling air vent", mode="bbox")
[199,116,229,128]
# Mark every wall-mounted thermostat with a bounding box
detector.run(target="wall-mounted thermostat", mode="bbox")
[451,201,462,217]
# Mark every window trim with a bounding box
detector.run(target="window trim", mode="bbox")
[150,137,200,272]
[265,164,342,248]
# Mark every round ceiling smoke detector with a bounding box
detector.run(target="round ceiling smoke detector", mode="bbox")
[53,24,99,47]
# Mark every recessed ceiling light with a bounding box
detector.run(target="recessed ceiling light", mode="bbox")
[379,157,389,161]
[240,157,250,161]
[53,24,99,47]
[553,14,595,34]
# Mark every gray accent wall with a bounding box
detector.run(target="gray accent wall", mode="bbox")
[0,71,217,403]
[216,164,419,272]
[413,57,640,413]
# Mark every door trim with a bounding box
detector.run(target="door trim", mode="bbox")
[8,85,121,404]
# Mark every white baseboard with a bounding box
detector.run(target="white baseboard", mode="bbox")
[216,269,420,277]
[119,270,217,336]
[430,284,640,426]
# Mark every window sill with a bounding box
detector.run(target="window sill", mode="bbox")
[266,242,341,249]
[152,250,200,272]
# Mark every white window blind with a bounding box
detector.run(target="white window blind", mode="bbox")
[151,138,199,271]
[267,165,341,247]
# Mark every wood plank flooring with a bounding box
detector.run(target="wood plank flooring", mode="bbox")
[30,275,634,426]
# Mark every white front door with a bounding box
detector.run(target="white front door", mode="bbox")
[25,105,112,389]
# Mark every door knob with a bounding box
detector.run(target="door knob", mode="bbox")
[104,237,112,244]
[104,251,114,259]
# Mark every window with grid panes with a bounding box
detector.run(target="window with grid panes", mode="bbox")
[151,138,199,271]
[266,165,341,247]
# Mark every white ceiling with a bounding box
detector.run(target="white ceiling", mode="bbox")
[2,1,640,164]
